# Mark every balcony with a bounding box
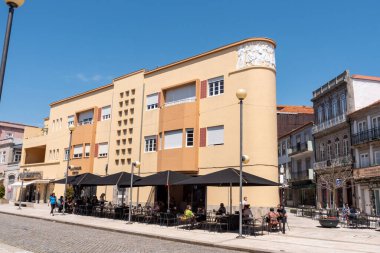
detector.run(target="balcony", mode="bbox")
[289,170,309,181]
[288,141,313,156]
[314,155,352,170]
[351,127,380,145]
[312,114,347,134]
[164,97,196,107]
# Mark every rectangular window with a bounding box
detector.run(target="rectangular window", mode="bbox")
[68,115,74,127]
[98,143,108,157]
[101,106,111,121]
[78,110,94,125]
[146,93,159,110]
[208,77,224,97]
[165,84,196,106]
[343,139,349,156]
[360,153,369,168]
[0,151,6,163]
[186,128,194,147]
[64,149,69,161]
[13,150,21,162]
[374,151,380,165]
[164,130,183,149]
[145,136,157,152]
[84,144,90,157]
[207,125,224,146]
[73,145,83,158]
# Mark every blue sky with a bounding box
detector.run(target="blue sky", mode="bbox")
[0,0,379,126]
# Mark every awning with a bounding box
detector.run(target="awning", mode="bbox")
[11,181,34,187]
[10,179,51,187]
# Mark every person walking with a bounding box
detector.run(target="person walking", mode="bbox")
[57,196,64,213]
[48,193,57,216]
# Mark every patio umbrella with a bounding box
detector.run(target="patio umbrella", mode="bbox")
[53,173,102,186]
[173,168,279,213]
[130,170,193,211]
[80,172,142,187]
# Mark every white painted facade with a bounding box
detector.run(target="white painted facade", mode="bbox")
[351,78,380,111]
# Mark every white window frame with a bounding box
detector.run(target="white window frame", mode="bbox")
[360,153,369,168]
[84,144,90,157]
[98,143,108,157]
[73,145,83,158]
[146,93,159,110]
[64,149,69,161]
[186,128,194,147]
[13,150,21,162]
[318,106,323,124]
[343,138,349,156]
[68,115,74,127]
[144,136,157,152]
[320,144,325,160]
[0,151,6,163]
[164,130,183,149]
[101,106,111,121]
[340,94,346,114]
[332,99,338,118]
[207,125,224,146]
[208,76,224,97]
[374,151,380,166]
[335,140,340,157]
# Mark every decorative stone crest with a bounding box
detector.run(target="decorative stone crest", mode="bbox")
[236,41,276,70]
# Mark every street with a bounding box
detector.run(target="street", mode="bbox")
[0,213,242,253]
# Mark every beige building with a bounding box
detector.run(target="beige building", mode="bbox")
[20,38,279,212]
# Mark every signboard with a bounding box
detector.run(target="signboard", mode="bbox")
[336,178,342,187]
[20,171,42,180]
[69,166,81,171]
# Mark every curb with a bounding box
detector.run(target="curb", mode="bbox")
[0,211,273,253]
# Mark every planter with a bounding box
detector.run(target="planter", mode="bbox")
[319,218,339,228]
[0,198,9,204]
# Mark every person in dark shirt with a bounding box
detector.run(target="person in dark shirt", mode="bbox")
[216,203,226,215]
[277,204,287,234]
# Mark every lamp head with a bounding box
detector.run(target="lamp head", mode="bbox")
[242,155,250,164]
[133,161,141,168]
[236,88,247,100]
[5,0,25,8]
[68,125,76,132]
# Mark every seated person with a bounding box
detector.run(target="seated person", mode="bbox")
[196,207,206,222]
[153,202,160,213]
[184,205,195,220]
[276,204,287,233]
[267,207,279,230]
[216,203,226,215]
[342,203,350,220]
[243,204,253,219]
[348,206,358,220]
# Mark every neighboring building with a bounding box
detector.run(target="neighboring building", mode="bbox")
[278,132,291,206]
[312,71,380,209]
[21,38,279,212]
[286,122,315,207]
[277,105,314,137]
[349,100,380,215]
[0,121,32,200]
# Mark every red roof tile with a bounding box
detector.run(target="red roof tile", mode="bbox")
[277,105,314,114]
[351,75,380,82]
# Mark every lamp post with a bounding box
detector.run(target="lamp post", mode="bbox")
[127,161,140,224]
[236,88,247,239]
[17,167,28,210]
[63,124,75,214]
[0,0,25,102]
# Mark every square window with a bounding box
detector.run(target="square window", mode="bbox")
[145,136,157,152]
[208,77,224,97]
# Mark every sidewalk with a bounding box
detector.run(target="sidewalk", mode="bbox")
[0,204,379,253]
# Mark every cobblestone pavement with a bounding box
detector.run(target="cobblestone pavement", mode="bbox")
[0,213,242,253]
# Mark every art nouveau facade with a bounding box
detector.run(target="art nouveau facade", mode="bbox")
[21,38,279,211]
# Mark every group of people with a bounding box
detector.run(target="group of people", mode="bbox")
[342,203,359,221]
[266,204,287,233]
[48,193,66,216]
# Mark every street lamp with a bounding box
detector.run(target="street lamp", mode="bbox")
[127,161,140,224]
[236,88,247,239]
[0,0,25,102]
[63,124,75,214]
[17,167,28,210]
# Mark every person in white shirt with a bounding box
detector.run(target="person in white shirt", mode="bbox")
[242,196,248,206]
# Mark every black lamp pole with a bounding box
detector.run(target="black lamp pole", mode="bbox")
[0,1,24,102]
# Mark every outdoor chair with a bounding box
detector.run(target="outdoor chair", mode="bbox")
[105,207,116,219]
[92,206,103,218]
[204,212,218,232]
[160,212,177,226]
[215,216,229,232]
[242,218,255,236]
[267,216,280,234]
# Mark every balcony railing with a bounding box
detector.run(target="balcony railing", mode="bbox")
[312,114,347,134]
[312,71,348,99]
[351,127,380,145]
[289,170,309,181]
[288,141,313,156]
[314,155,352,170]
[164,97,196,107]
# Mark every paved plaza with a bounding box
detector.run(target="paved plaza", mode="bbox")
[0,204,379,253]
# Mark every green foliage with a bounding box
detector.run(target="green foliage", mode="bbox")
[65,186,74,200]
[0,184,5,199]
